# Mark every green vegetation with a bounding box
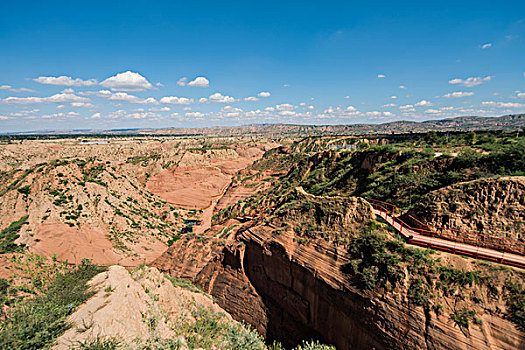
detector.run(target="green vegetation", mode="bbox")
[504,281,525,330]
[17,185,31,195]
[126,154,161,166]
[0,260,105,349]
[450,308,477,334]
[0,216,28,253]
[343,224,404,290]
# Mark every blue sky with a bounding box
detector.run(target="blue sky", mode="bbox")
[1,0,524,132]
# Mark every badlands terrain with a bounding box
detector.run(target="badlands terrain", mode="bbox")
[0,129,524,349]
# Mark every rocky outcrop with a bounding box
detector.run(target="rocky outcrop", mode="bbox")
[155,189,525,350]
[405,176,525,251]
[194,223,525,350]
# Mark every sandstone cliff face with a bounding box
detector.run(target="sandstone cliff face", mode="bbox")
[406,176,525,249]
[155,189,525,350]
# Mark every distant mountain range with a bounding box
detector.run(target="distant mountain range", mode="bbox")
[4,114,524,136]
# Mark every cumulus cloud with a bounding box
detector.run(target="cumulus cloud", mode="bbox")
[221,106,243,117]
[415,100,434,107]
[257,91,271,97]
[100,71,153,91]
[481,101,524,108]
[160,96,194,105]
[391,95,398,99]
[399,85,406,89]
[177,77,188,86]
[382,103,397,108]
[149,107,171,112]
[0,93,90,105]
[187,77,209,87]
[90,113,101,119]
[81,90,157,104]
[41,111,80,119]
[71,102,95,108]
[448,76,492,87]
[207,93,235,103]
[399,104,415,111]
[377,74,386,78]
[0,85,35,93]
[33,75,98,87]
[185,112,205,117]
[108,92,158,105]
[244,96,259,101]
[443,91,475,98]
[276,103,296,111]
[481,43,492,49]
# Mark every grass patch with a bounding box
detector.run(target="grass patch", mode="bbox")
[0,260,105,349]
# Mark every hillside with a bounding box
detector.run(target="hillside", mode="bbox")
[4,114,524,137]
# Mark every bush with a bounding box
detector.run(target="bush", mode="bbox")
[0,216,28,253]
[17,185,31,195]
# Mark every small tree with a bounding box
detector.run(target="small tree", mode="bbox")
[424,131,438,145]
[466,131,477,145]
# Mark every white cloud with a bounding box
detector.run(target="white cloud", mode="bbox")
[149,107,171,112]
[207,93,235,103]
[84,90,157,105]
[399,104,414,110]
[187,77,209,87]
[244,96,259,101]
[185,112,205,117]
[415,100,434,107]
[0,85,35,93]
[198,98,208,103]
[399,85,406,89]
[257,91,271,97]
[61,88,74,94]
[265,107,275,112]
[276,103,296,111]
[443,91,475,98]
[100,71,153,91]
[56,105,65,109]
[377,74,386,78]
[391,95,398,99]
[344,95,350,99]
[41,111,80,119]
[481,101,524,108]
[448,76,492,87]
[90,113,101,119]
[0,116,8,120]
[382,103,397,108]
[279,110,296,116]
[383,112,394,117]
[160,96,194,105]
[221,106,243,117]
[71,102,96,108]
[177,77,187,86]
[481,43,492,49]
[0,93,90,105]
[33,75,98,87]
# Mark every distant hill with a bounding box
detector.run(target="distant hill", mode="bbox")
[4,114,524,137]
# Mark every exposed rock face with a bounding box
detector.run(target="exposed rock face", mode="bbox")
[155,189,525,350]
[405,176,525,251]
[195,226,525,350]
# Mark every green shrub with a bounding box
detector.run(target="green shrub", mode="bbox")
[0,216,28,253]
[17,185,31,195]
